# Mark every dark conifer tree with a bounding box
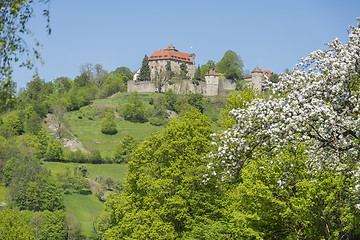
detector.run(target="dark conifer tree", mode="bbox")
[139,55,150,81]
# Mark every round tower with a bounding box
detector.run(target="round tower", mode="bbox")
[251,67,263,91]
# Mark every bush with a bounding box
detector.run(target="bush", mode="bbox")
[79,188,92,195]
[113,135,139,163]
[101,112,117,135]
[121,92,148,123]
[89,149,103,164]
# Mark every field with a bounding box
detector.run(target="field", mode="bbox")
[66,92,164,158]
[42,162,128,182]
[43,162,128,237]
[64,189,104,236]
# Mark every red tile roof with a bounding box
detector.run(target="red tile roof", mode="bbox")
[262,70,272,79]
[149,44,193,63]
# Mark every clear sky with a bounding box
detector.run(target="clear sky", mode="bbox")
[12,0,360,90]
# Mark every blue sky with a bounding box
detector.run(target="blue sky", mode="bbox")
[12,0,360,89]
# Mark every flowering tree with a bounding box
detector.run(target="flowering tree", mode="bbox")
[209,23,360,181]
[207,23,360,238]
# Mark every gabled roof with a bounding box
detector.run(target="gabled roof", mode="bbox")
[251,66,262,73]
[149,44,193,63]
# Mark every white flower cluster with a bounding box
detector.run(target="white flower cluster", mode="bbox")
[209,25,360,185]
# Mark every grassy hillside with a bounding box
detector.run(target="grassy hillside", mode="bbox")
[65,92,224,158]
[64,190,104,237]
[66,92,165,158]
[43,162,128,237]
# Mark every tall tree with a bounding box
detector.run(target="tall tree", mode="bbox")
[216,50,243,80]
[101,110,225,238]
[180,62,189,79]
[139,55,150,81]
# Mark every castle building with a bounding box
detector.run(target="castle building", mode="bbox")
[242,67,272,91]
[148,44,195,80]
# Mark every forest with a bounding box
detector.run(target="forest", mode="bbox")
[2,1,360,239]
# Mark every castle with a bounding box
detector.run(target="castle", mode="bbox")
[129,44,271,95]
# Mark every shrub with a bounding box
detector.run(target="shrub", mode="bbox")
[101,112,117,135]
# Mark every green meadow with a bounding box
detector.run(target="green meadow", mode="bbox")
[43,162,128,237]
[66,92,164,158]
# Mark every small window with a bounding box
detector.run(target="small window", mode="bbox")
[164,55,168,57]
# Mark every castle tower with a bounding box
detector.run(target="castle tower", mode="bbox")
[204,69,219,96]
[251,66,263,91]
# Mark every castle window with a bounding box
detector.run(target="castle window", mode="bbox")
[164,55,168,57]
[159,55,162,58]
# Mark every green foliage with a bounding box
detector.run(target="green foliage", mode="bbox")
[9,164,64,211]
[186,92,204,113]
[45,138,64,161]
[224,147,360,239]
[113,134,139,163]
[200,60,216,79]
[269,73,279,83]
[180,62,189,79]
[40,210,67,240]
[0,0,50,113]
[89,149,103,164]
[164,89,178,112]
[113,66,133,81]
[216,50,243,80]
[121,92,148,123]
[140,55,151,81]
[101,110,224,238]
[219,87,259,128]
[1,111,24,136]
[0,208,35,240]
[24,106,42,135]
[193,65,202,81]
[101,111,117,135]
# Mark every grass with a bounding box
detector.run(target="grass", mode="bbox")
[42,162,128,237]
[64,189,104,237]
[65,92,164,158]
[42,162,128,182]
[0,184,8,203]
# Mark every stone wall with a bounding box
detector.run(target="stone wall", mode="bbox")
[127,80,157,93]
[149,60,195,80]
[219,79,236,91]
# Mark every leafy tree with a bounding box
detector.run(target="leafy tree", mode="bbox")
[207,23,360,238]
[200,60,216,80]
[218,87,259,128]
[164,89,178,112]
[40,210,67,240]
[113,66,133,81]
[0,208,35,240]
[51,103,67,139]
[1,111,24,136]
[113,134,139,163]
[121,92,147,123]
[0,0,50,112]
[101,111,117,135]
[45,138,64,161]
[24,109,42,135]
[186,92,204,113]
[101,110,224,238]
[216,50,243,80]
[269,73,279,83]
[140,55,150,81]
[54,76,72,93]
